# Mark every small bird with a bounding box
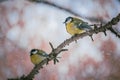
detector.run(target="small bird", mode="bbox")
[64,17,92,35]
[30,49,49,65]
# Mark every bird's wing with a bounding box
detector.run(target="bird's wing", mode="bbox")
[38,50,48,57]
[42,52,49,57]
[77,22,92,30]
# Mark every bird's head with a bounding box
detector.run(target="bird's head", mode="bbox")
[30,49,38,56]
[64,17,73,25]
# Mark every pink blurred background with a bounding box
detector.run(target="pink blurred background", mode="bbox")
[0,0,120,80]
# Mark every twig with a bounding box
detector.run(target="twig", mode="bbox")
[9,14,120,80]
[8,1,120,79]
[8,13,120,80]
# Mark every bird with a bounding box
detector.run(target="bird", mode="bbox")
[30,49,49,65]
[64,16,93,35]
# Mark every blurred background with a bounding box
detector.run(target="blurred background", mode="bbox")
[0,0,120,80]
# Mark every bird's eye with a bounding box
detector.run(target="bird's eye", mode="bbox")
[30,49,38,54]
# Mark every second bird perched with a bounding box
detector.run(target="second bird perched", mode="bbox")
[30,49,49,65]
[64,17,93,35]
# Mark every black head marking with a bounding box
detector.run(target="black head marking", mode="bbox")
[64,17,73,24]
[30,49,38,55]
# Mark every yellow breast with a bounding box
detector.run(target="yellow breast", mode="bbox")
[66,23,85,35]
[30,54,45,65]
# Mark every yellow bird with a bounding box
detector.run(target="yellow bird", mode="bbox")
[64,17,92,35]
[30,49,48,65]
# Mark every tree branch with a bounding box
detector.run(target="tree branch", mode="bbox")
[8,12,120,80]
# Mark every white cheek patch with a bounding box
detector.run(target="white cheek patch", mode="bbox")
[32,50,38,54]
[66,19,72,24]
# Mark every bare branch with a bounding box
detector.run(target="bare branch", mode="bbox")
[8,13,120,80]
[27,14,120,80]
[7,1,120,80]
